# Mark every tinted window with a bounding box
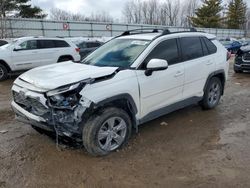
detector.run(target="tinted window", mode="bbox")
[55,40,70,47]
[144,39,180,66]
[0,40,8,46]
[19,40,38,50]
[77,42,87,49]
[87,42,101,48]
[201,37,209,56]
[39,40,55,48]
[203,37,217,54]
[180,37,203,61]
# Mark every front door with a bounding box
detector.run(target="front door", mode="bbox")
[136,38,185,119]
[11,40,41,70]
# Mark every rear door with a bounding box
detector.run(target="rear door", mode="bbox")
[11,40,41,70]
[180,37,216,99]
[136,38,185,119]
[37,40,58,66]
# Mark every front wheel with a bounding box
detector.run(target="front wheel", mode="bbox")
[201,77,222,110]
[0,64,8,81]
[82,107,132,156]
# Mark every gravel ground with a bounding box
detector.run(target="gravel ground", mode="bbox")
[0,60,250,188]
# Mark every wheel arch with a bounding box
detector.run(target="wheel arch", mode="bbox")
[0,59,11,72]
[204,70,226,95]
[86,94,138,131]
[57,55,74,62]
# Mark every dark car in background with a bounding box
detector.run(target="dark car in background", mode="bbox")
[74,41,103,59]
[0,39,8,46]
[234,46,250,73]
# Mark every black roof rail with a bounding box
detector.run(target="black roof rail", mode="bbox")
[120,27,170,36]
[117,27,201,40]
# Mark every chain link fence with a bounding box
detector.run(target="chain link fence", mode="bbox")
[0,18,247,39]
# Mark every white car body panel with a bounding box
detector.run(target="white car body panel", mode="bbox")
[18,62,118,90]
[0,37,81,72]
[10,31,229,141]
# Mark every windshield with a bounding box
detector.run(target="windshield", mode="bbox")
[82,38,150,68]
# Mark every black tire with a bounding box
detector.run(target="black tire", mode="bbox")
[201,77,222,110]
[57,57,73,63]
[82,107,132,156]
[0,64,8,81]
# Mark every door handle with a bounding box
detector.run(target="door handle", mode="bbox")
[31,51,38,54]
[175,71,184,77]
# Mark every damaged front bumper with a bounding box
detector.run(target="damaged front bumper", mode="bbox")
[11,83,92,139]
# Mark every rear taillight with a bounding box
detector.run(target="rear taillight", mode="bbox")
[75,48,80,53]
[227,51,231,61]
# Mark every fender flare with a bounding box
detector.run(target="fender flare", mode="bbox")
[204,69,226,95]
[94,93,139,131]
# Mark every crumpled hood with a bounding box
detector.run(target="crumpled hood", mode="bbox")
[18,61,118,90]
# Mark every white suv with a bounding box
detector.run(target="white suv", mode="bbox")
[0,37,81,81]
[11,29,229,156]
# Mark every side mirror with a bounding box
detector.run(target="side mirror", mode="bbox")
[13,46,22,51]
[145,59,168,76]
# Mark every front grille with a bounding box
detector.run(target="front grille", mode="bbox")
[243,53,250,61]
[13,91,49,116]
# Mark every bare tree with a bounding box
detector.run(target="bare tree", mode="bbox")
[163,0,180,26]
[89,11,113,23]
[50,8,86,21]
[180,0,199,27]
[50,8,113,23]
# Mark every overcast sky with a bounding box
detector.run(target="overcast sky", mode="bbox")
[31,0,250,20]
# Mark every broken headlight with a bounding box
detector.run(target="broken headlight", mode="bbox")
[47,83,84,109]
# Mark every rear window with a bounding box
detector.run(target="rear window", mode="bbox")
[180,37,203,61]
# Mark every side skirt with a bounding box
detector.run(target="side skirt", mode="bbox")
[139,97,203,125]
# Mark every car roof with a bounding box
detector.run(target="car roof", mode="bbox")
[118,32,216,41]
[17,37,68,41]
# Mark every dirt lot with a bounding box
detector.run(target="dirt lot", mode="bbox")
[1,61,250,188]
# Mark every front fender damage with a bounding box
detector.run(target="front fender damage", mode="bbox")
[48,96,93,138]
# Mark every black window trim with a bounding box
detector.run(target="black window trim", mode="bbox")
[179,36,206,62]
[37,39,70,49]
[137,38,182,70]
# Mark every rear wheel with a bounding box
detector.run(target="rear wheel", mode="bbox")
[201,77,222,110]
[0,64,8,81]
[82,107,132,156]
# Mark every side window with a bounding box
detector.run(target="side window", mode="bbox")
[203,37,217,54]
[87,42,101,48]
[79,42,87,48]
[143,39,180,67]
[39,40,55,49]
[54,40,70,48]
[180,37,203,61]
[18,40,38,50]
[201,37,209,56]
